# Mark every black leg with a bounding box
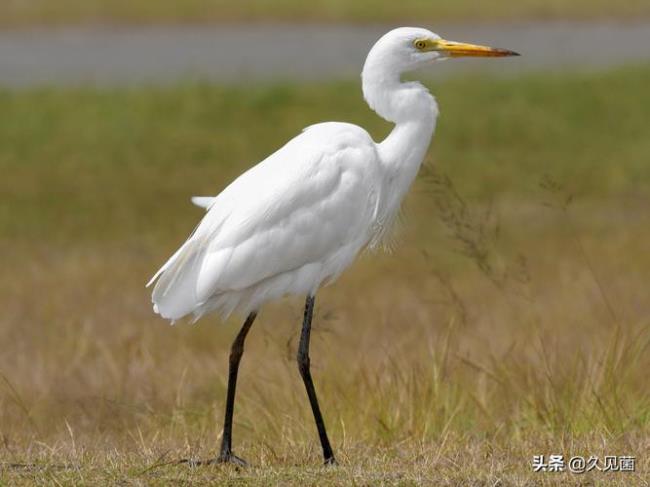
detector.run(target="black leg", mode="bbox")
[217,311,257,466]
[297,295,337,465]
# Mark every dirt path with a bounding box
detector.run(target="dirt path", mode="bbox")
[1,21,648,87]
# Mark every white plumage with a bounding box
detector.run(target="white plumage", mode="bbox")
[149,122,380,321]
[148,27,518,323]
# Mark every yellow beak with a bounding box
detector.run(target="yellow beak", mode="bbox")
[435,39,519,58]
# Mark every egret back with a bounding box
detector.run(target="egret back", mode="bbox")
[148,122,382,322]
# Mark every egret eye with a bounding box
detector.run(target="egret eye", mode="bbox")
[414,39,427,50]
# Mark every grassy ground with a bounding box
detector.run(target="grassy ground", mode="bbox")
[1,0,649,26]
[1,66,649,484]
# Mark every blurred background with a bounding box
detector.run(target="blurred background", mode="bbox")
[1,1,649,484]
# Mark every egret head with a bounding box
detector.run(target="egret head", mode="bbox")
[364,27,519,77]
[362,27,518,123]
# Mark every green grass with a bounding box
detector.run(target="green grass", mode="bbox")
[1,66,648,244]
[0,66,649,484]
[0,0,649,26]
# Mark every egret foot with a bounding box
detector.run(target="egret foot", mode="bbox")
[177,453,248,468]
[215,452,248,467]
[324,456,338,466]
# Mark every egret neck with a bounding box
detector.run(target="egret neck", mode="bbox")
[361,55,439,233]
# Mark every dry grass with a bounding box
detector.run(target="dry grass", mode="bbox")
[1,193,648,484]
[1,68,649,484]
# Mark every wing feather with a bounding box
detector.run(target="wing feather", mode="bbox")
[149,122,380,320]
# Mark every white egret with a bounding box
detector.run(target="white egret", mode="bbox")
[148,27,518,466]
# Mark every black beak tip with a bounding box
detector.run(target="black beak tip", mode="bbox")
[495,48,520,57]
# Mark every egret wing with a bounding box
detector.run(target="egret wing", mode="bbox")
[149,123,380,320]
[191,196,216,210]
[196,124,379,296]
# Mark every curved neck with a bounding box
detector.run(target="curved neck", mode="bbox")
[362,59,439,230]
[362,54,438,125]
[362,54,438,165]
